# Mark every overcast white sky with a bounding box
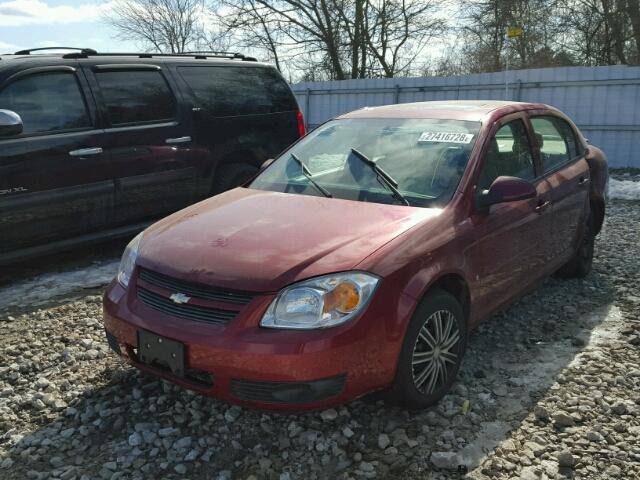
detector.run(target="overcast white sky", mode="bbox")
[0,0,137,53]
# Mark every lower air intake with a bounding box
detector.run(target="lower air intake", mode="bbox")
[230,375,346,404]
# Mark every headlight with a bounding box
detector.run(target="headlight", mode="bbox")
[117,232,143,288]
[260,272,379,329]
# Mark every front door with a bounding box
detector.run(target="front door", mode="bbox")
[466,115,552,320]
[0,66,112,259]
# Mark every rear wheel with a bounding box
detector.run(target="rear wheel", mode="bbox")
[557,216,594,278]
[212,163,259,194]
[387,290,466,408]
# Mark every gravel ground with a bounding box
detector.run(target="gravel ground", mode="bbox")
[1,199,639,480]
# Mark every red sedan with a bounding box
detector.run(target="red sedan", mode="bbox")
[103,101,608,410]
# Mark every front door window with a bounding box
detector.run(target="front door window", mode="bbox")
[477,119,535,190]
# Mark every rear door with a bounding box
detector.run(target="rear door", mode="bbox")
[0,65,111,258]
[173,64,301,191]
[529,114,590,267]
[466,115,552,318]
[83,62,205,225]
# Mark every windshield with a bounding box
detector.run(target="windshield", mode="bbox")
[250,118,481,207]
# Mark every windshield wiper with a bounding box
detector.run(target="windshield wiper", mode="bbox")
[349,148,410,206]
[290,153,333,198]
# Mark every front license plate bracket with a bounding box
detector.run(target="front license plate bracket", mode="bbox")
[137,330,185,377]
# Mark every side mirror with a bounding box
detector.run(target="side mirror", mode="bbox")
[0,110,23,137]
[478,176,536,210]
[261,158,275,170]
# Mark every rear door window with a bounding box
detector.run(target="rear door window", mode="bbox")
[0,71,90,135]
[95,70,176,125]
[477,119,535,190]
[178,66,297,116]
[530,116,580,173]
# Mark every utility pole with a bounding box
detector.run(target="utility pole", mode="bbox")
[505,27,523,100]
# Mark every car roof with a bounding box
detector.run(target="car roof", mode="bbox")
[338,100,551,122]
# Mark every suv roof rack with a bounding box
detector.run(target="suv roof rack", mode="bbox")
[92,51,258,61]
[182,51,257,61]
[14,47,98,55]
[7,48,258,62]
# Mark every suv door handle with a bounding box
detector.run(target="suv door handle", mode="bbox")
[69,147,103,157]
[165,136,191,145]
[578,176,590,187]
[535,199,551,213]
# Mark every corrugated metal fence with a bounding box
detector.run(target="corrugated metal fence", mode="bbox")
[291,65,640,168]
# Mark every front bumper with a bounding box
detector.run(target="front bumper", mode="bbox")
[103,279,414,410]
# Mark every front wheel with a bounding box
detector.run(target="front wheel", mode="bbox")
[387,290,466,408]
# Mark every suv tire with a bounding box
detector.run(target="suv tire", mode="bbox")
[212,163,259,194]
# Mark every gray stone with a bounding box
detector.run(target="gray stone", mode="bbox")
[342,427,355,438]
[552,412,575,428]
[586,430,604,442]
[128,432,142,447]
[359,461,375,473]
[557,450,576,468]
[378,433,390,449]
[320,408,338,421]
[174,436,192,449]
[430,451,458,469]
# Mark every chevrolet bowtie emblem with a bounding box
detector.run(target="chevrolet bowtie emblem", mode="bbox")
[170,293,191,304]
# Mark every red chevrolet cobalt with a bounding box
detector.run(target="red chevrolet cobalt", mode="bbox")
[103,101,608,410]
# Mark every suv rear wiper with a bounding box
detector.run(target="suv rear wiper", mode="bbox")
[290,153,333,198]
[349,148,410,206]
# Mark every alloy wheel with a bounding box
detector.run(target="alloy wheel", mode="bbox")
[411,309,460,395]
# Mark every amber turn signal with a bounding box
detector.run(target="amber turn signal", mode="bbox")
[323,282,360,313]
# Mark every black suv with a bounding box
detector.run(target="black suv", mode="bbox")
[0,48,304,264]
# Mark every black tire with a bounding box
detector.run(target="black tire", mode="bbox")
[212,163,259,194]
[557,216,594,278]
[387,290,467,409]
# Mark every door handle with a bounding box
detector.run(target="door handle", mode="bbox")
[578,176,590,187]
[535,199,551,213]
[165,136,191,145]
[69,147,103,157]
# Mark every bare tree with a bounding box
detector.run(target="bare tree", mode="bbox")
[105,0,205,53]
[557,0,636,65]
[214,0,445,80]
[362,0,446,77]
[628,0,640,62]
[456,0,573,73]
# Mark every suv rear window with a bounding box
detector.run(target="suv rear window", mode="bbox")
[0,72,90,135]
[178,66,296,117]
[95,70,176,125]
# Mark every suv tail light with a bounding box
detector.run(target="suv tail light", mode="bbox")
[296,111,306,137]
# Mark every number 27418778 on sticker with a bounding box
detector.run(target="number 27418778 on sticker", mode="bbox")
[418,132,474,144]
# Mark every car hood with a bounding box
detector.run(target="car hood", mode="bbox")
[136,188,441,292]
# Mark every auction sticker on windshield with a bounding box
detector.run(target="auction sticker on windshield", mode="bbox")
[418,132,474,144]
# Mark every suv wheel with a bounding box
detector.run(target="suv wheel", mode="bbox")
[387,290,466,408]
[212,163,259,194]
